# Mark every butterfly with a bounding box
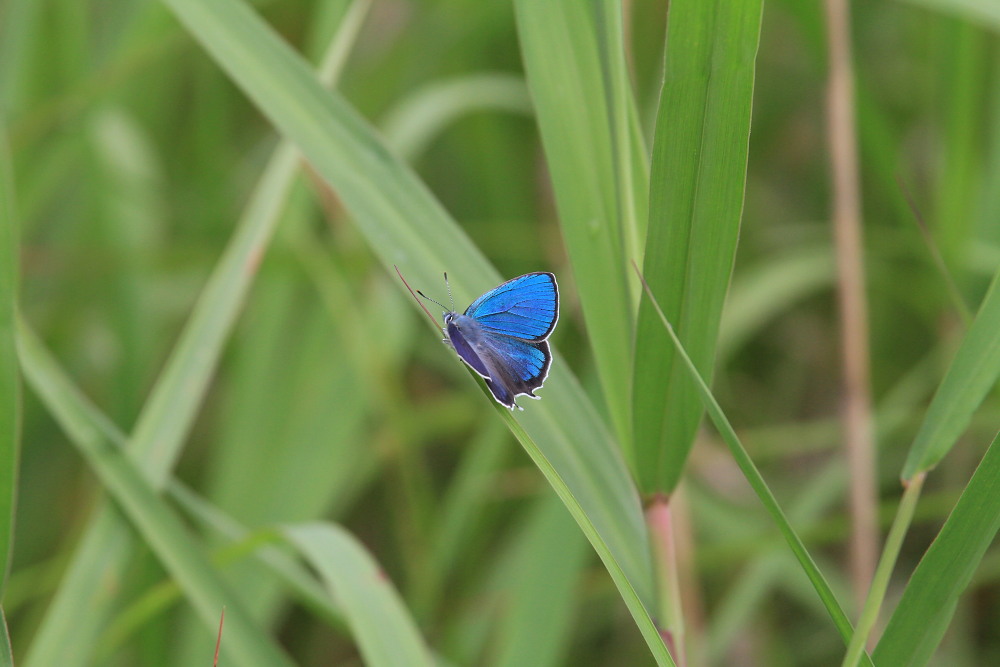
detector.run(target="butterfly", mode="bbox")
[417,272,559,410]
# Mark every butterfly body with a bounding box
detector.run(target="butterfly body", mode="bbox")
[442,272,558,410]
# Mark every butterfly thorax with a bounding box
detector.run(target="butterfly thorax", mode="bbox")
[444,312,485,345]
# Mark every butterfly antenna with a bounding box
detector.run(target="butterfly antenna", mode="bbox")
[394,265,445,328]
[444,272,455,311]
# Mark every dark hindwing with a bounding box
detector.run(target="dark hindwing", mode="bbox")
[465,272,558,341]
[476,333,552,409]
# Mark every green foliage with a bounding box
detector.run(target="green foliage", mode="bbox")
[632,0,762,492]
[4,0,1000,665]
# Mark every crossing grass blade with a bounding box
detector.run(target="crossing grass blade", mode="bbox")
[513,0,645,450]
[634,267,872,664]
[902,266,1000,478]
[21,8,367,664]
[0,130,19,596]
[499,410,674,666]
[632,0,763,493]
[153,0,659,654]
[284,523,436,667]
[874,432,1000,666]
[17,321,296,667]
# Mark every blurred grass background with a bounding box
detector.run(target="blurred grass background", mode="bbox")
[3,0,1000,665]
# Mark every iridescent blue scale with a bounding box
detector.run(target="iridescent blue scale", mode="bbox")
[442,272,559,410]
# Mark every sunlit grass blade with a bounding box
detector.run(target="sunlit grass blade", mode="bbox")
[155,0,656,644]
[0,129,19,594]
[633,266,871,664]
[22,10,366,664]
[874,431,1000,666]
[17,321,296,667]
[902,266,1000,478]
[632,0,764,493]
[513,0,645,449]
[284,523,436,667]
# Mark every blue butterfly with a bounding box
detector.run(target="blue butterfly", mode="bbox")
[423,273,559,410]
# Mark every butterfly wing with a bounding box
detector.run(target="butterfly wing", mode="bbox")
[446,315,551,410]
[476,333,551,409]
[465,272,558,341]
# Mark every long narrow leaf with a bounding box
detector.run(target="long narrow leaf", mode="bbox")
[902,266,1000,477]
[155,0,657,642]
[17,322,296,667]
[0,129,19,594]
[285,523,436,667]
[875,432,1000,666]
[632,0,763,493]
[22,11,364,664]
[513,0,642,449]
[635,269,871,664]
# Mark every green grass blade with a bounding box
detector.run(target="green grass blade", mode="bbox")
[22,11,365,664]
[169,483,346,627]
[875,432,1000,666]
[156,0,656,641]
[0,129,19,595]
[500,410,674,666]
[0,608,11,667]
[380,73,532,162]
[635,269,871,664]
[632,0,763,493]
[284,523,436,667]
[17,321,296,667]
[719,246,836,360]
[901,0,1000,31]
[492,496,589,667]
[513,0,644,449]
[902,266,1000,478]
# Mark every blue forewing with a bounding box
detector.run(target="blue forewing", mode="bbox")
[444,272,558,410]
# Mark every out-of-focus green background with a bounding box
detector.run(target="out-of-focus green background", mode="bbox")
[3,0,1000,665]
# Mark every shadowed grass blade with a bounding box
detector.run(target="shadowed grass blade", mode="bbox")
[632,0,763,493]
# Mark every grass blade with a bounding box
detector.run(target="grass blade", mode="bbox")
[632,0,764,492]
[902,266,1000,478]
[634,266,871,664]
[22,9,365,663]
[0,129,19,594]
[380,73,532,162]
[900,0,1000,32]
[491,496,588,667]
[500,410,674,666]
[874,432,1000,666]
[514,0,645,448]
[284,523,436,667]
[17,321,296,667]
[155,0,657,643]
